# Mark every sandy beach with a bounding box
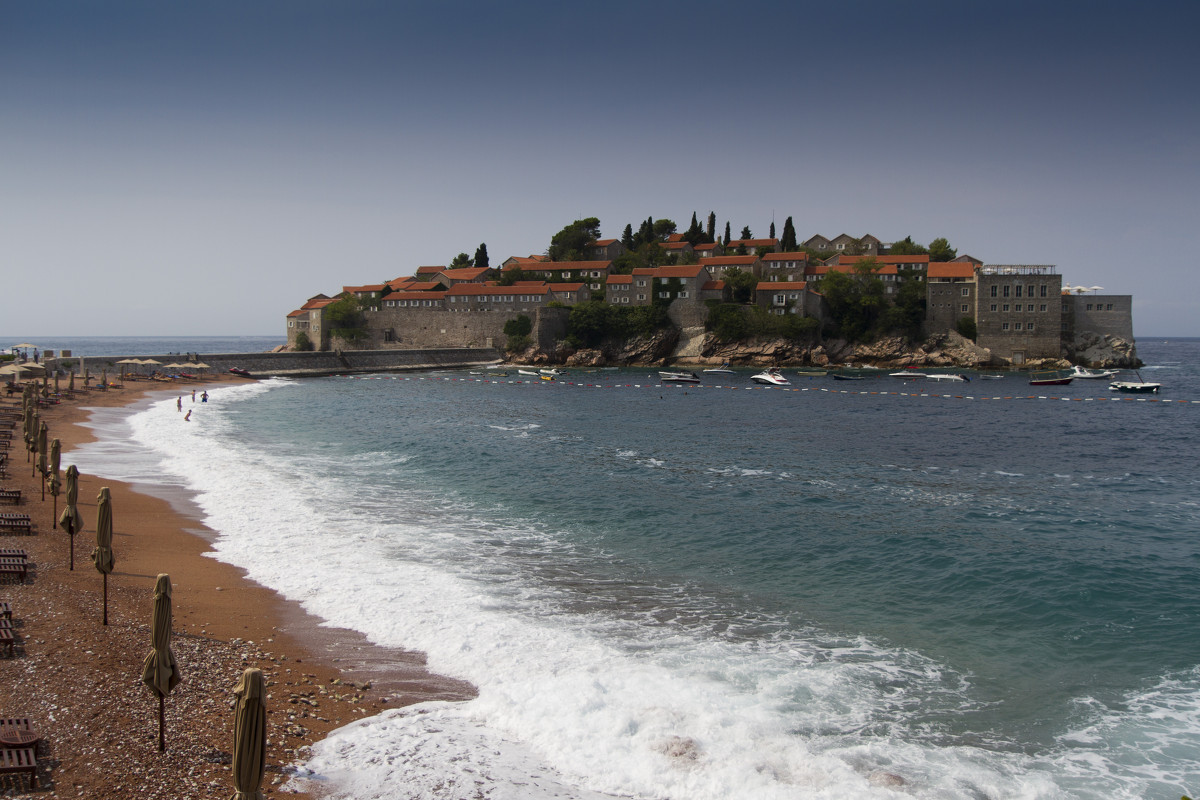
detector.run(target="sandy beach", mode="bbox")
[0,376,473,799]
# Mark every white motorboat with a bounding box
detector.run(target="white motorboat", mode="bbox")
[659,371,701,384]
[889,371,926,379]
[1070,365,1118,379]
[540,368,566,377]
[925,373,970,382]
[750,368,791,386]
[702,363,736,375]
[517,369,539,376]
[1110,371,1160,393]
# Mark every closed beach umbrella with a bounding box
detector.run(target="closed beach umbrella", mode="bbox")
[48,438,61,518]
[230,667,267,800]
[93,486,115,625]
[60,465,84,569]
[35,420,47,486]
[142,574,182,752]
[69,371,75,392]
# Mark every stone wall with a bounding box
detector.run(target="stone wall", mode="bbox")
[48,348,500,379]
[1066,294,1133,340]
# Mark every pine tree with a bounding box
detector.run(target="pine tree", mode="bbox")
[621,224,634,250]
[740,225,752,240]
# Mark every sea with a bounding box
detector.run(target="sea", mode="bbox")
[35,334,1200,799]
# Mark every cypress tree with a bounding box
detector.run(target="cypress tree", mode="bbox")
[770,221,776,239]
[781,217,798,251]
[723,221,731,246]
[706,211,716,241]
[473,243,489,270]
[621,223,634,250]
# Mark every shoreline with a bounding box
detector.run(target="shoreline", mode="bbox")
[0,377,473,798]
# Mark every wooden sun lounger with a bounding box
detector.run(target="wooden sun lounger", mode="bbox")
[0,549,26,560]
[0,627,13,657]
[0,515,31,535]
[0,489,19,505]
[0,601,9,619]
[0,560,25,584]
[0,719,37,788]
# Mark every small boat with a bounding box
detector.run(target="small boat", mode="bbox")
[1110,380,1160,393]
[1110,371,1160,393]
[795,368,828,377]
[517,369,539,377]
[659,371,701,384]
[926,373,970,383]
[539,373,556,381]
[702,363,736,375]
[889,371,926,379]
[228,367,252,378]
[1069,365,1118,379]
[831,373,865,381]
[750,368,791,386]
[1029,370,1073,386]
[540,368,566,377]
[979,374,1005,380]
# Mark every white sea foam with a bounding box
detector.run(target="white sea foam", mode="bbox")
[68,379,1200,799]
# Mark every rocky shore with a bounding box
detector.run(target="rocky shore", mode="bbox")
[517,330,1142,370]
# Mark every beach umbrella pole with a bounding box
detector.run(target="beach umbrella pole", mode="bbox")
[67,522,75,570]
[53,494,58,528]
[159,695,165,752]
[103,573,108,626]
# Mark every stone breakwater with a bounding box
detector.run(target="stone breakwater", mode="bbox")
[48,347,502,378]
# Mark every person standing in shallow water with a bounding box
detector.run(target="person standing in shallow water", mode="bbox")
[201,391,208,403]
[177,396,182,412]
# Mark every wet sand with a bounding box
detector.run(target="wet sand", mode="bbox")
[0,376,473,798]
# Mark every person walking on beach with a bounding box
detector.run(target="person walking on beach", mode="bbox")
[191,389,196,402]
[177,396,182,412]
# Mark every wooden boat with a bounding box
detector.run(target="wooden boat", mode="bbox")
[1029,370,1073,386]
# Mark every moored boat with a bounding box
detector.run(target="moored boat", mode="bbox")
[659,371,701,384]
[1110,371,1161,393]
[702,363,736,375]
[517,369,539,377]
[889,371,926,379]
[795,368,828,377]
[750,368,790,386]
[1070,365,1118,379]
[1029,370,1073,386]
[926,373,970,382]
[540,368,566,377]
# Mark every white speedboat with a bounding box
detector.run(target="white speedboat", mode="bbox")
[540,368,566,377]
[926,373,970,382]
[1070,365,1118,379]
[702,363,736,375]
[659,371,701,384]
[889,371,926,379]
[1110,371,1161,393]
[517,369,539,377]
[750,369,791,386]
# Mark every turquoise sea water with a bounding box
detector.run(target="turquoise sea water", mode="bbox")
[69,338,1200,798]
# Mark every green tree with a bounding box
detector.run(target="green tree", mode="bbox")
[880,276,927,338]
[503,314,533,352]
[683,212,705,245]
[548,217,602,261]
[621,223,635,250]
[740,225,752,240]
[566,301,613,347]
[293,331,313,351]
[723,221,731,245]
[723,267,758,304]
[928,237,957,262]
[473,243,489,271]
[956,317,977,340]
[818,261,887,342]
[652,218,677,241]
[706,211,716,241]
[769,221,776,239]
[780,217,797,251]
[450,252,472,268]
[889,235,928,256]
[326,296,369,343]
[496,267,527,286]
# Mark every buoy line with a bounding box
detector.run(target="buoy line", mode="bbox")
[333,374,1199,404]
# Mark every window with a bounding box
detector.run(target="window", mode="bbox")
[990,304,998,312]
[1015,285,1023,297]
[1003,304,1010,312]
[961,288,970,296]
[775,294,786,305]
[990,286,998,297]
[637,280,647,287]
[1040,285,1048,297]
[1015,322,1022,330]
[637,294,646,301]
[562,272,570,279]
[1062,304,1068,313]
[1039,304,1047,312]
[1086,303,1093,310]
[1027,285,1034,298]
[961,304,969,312]
[1028,323,1035,331]
[288,320,294,327]
[678,291,689,298]
[1107,303,1113,310]
[1003,285,1010,297]
[659,291,670,298]
[1002,322,1010,331]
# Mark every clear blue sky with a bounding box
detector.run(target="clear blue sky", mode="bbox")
[3,1,1197,336]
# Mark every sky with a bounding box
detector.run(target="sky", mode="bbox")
[3,0,1198,337]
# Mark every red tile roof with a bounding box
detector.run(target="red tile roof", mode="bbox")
[926,263,976,279]
[590,239,618,247]
[415,266,445,275]
[385,290,447,301]
[653,264,709,279]
[446,283,552,297]
[301,297,336,310]
[287,309,306,318]
[701,280,726,291]
[809,264,901,276]
[756,281,808,291]
[607,274,633,284]
[761,252,809,263]
[727,238,778,248]
[837,254,930,265]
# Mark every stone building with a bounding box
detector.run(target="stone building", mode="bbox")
[973,266,1063,363]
